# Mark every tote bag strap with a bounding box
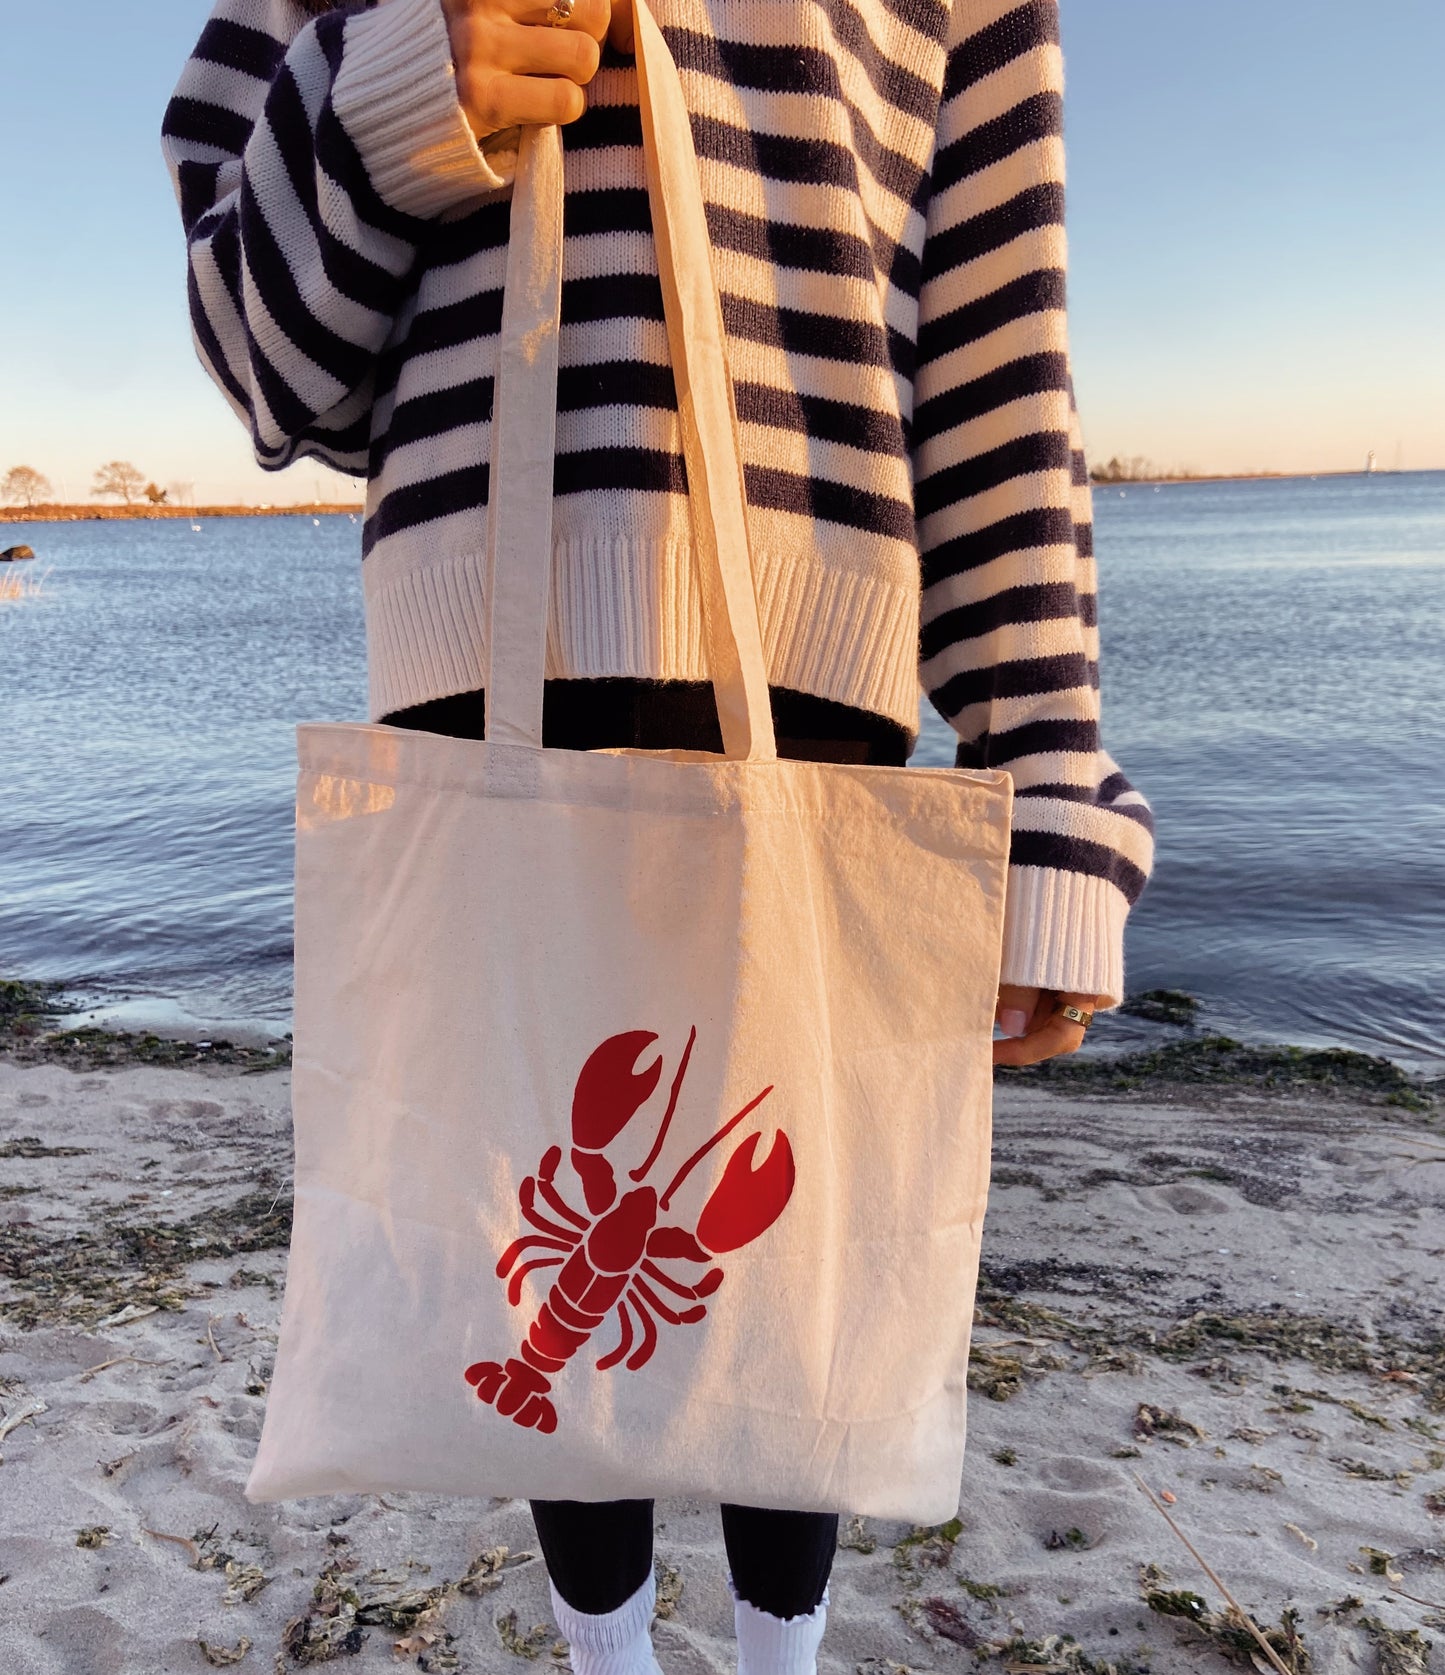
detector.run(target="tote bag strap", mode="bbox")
[483,0,778,764]
[481,119,565,755]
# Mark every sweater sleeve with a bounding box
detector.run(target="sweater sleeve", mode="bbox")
[910,0,1155,1012]
[160,0,518,475]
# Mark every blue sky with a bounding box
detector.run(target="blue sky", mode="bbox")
[1,0,1441,502]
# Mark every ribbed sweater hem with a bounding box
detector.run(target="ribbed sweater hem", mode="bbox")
[332,0,513,220]
[999,863,1128,1010]
[362,538,924,739]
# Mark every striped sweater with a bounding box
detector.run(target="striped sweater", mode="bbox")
[161,0,1156,1008]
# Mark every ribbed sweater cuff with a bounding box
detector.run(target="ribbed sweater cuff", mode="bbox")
[331,0,515,221]
[998,864,1128,1010]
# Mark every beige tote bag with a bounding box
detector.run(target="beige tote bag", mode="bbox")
[245,0,1013,1521]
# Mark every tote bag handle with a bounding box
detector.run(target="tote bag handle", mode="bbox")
[482,0,778,764]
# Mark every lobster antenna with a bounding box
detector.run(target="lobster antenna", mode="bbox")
[659,1084,773,1211]
[630,1023,697,1183]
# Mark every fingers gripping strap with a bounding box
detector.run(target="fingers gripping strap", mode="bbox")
[483,0,778,762]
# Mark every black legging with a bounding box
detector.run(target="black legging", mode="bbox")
[530,1497,838,1619]
[381,675,909,1619]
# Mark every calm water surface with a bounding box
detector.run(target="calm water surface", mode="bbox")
[3,473,1442,1071]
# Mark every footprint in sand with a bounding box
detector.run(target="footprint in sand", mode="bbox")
[83,1400,169,1438]
[1033,1454,1125,1495]
[1152,1181,1235,1216]
[1021,1455,1133,1547]
[213,1394,264,1442]
[96,1437,179,1485]
[148,1099,225,1122]
[28,1606,132,1675]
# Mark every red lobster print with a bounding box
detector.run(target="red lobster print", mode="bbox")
[464,1027,794,1434]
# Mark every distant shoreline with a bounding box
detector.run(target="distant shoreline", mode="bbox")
[1088,467,1426,486]
[2,471,1435,523]
[0,502,364,524]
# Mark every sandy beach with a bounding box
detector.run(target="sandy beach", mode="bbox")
[2,1043,1442,1675]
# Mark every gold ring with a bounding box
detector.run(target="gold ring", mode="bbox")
[1054,1003,1094,1030]
[545,0,575,24]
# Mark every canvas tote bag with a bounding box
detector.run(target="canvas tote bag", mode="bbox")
[245,0,1014,1523]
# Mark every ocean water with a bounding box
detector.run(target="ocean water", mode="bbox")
[3,472,1442,1072]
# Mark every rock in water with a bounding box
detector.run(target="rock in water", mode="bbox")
[1,544,36,561]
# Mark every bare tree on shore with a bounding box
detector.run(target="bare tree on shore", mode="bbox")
[2,464,54,507]
[167,481,196,508]
[1090,455,1158,484]
[92,461,148,504]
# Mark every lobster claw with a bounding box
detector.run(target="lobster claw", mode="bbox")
[572,1031,664,1150]
[695,1129,795,1255]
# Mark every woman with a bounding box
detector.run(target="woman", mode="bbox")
[163,0,1155,1668]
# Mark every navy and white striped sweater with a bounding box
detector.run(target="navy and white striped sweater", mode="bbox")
[162,0,1156,1007]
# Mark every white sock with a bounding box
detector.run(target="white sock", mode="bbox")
[729,1571,831,1675]
[548,1566,664,1675]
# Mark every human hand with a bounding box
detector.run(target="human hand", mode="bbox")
[440,0,636,138]
[992,985,1104,1067]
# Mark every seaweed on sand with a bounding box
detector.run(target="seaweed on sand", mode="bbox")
[983,1631,1150,1674]
[1133,1403,1207,1446]
[0,974,290,1070]
[0,1185,294,1328]
[892,1518,965,1572]
[1141,1313,1375,1368]
[197,1637,252,1667]
[838,1515,877,1552]
[1140,1566,1312,1673]
[495,1611,563,1661]
[1118,989,1201,1026]
[1042,1528,1094,1551]
[996,1033,1438,1111]
[0,978,73,1040]
[968,1344,1029,1401]
[1359,1547,1404,1581]
[7,1024,290,1072]
[1149,1595,1312,1673]
[282,1546,536,1666]
[899,1593,979,1647]
[1336,1457,1411,1485]
[653,1560,683,1620]
[0,1136,91,1159]
[1137,1317,1445,1411]
[960,1576,1008,1600]
[979,1248,1445,1412]
[282,1561,369,1665]
[1360,1617,1434,1675]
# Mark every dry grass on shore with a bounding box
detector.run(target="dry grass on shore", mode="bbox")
[1,503,364,524]
[0,564,49,604]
